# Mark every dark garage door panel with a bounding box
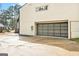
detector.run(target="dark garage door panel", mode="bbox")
[37,22,68,38]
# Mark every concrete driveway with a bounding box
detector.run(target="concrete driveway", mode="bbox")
[0,33,79,56]
[20,36,79,51]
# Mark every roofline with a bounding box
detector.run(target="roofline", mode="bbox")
[19,3,33,10]
[19,3,28,9]
[19,3,26,9]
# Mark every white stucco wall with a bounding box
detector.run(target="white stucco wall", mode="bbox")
[20,3,79,39]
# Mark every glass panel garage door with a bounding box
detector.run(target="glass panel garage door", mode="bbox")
[37,22,68,38]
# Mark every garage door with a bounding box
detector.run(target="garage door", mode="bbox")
[37,22,68,38]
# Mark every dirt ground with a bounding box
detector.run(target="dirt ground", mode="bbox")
[20,36,79,51]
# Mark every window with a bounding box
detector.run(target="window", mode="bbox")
[37,22,68,38]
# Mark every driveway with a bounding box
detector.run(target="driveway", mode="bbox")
[0,33,79,56]
[20,36,79,51]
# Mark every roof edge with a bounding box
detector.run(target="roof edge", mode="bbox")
[19,3,31,9]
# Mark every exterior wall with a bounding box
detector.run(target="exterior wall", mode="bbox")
[70,21,79,38]
[68,21,71,39]
[20,3,79,39]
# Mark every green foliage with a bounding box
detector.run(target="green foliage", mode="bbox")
[0,4,21,31]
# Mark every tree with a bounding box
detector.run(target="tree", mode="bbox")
[0,10,8,25]
[0,3,21,31]
[8,4,21,30]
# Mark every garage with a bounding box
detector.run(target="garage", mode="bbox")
[37,22,68,38]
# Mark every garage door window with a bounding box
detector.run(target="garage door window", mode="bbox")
[37,22,68,38]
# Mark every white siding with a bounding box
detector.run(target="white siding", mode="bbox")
[20,3,79,39]
[71,22,79,38]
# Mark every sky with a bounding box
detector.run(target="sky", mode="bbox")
[0,3,16,10]
[0,3,25,10]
